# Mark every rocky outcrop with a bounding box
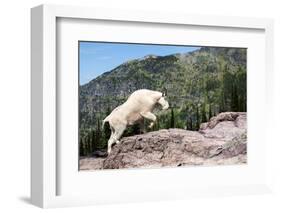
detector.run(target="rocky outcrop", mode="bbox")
[79,112,247,170]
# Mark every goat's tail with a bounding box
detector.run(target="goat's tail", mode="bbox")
[102,116,110,130]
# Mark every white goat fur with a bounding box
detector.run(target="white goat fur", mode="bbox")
[103,89,169,153]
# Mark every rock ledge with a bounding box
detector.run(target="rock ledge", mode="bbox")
[79,112,247,170]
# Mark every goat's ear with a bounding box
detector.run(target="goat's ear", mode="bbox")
[162,87,167,97]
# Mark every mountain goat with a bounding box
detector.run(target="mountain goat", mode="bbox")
[102,89,169,153]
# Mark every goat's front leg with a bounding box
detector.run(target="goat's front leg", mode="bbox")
[158,97,169,110]
[140,112,157,129]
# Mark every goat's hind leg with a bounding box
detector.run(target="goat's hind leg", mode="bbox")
[113,124,126,145]
[107,133,115,154]
[107,124,126,154]
[107,124,117,154]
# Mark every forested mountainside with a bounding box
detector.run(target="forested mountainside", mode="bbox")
[79,47,246,155]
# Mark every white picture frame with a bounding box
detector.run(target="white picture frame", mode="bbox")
[31,4,274,208]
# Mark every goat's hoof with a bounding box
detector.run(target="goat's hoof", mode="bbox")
[148,123,154,129]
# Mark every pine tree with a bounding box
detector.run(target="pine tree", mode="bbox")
[170,107,175,128]
[87,136,91,155]
[231,84,239,111]
[196,105,200,130]
[201,103,207,123]
[91,130,96,151]
[185,116,189,130]
[96,118,101,149]
[105,106,111,117]
[84,137,88,156]
[79,137,84,156]
[208,104,212,120]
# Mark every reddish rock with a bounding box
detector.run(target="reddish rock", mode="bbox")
[80,112,247,170]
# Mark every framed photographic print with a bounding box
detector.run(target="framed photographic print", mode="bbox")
[31,4,274,208]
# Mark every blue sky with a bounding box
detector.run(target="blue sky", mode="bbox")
[79,42,200,85]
